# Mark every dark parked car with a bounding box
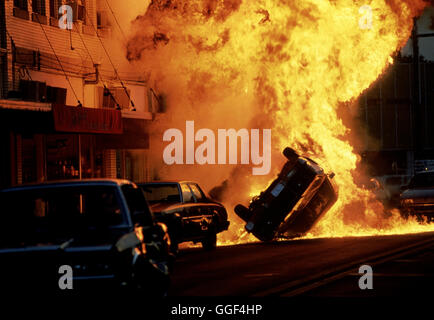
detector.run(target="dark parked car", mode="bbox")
[235,147,338,241]
[400,171,434,222]
[138,181,229,252]
[371,175,411,209]
[0,179,172,294]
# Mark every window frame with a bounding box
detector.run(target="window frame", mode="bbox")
[14,0,28,11]
[32,0,47,16]
[188,183,206,202]
[180,183,195,204]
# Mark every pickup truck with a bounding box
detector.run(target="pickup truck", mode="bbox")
[0,179,172,294]
[138,181,229,253]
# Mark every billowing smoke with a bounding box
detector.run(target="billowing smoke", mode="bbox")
[115,0,433,242]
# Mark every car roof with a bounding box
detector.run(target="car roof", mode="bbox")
[1,179,134,192]
[138,181,199,185]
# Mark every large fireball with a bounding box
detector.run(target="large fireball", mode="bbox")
[121,0,434,243]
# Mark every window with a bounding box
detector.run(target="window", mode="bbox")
[141,184,181,204]
[189,183,205,201]
[66,0,85,22]
[0,186,125,247]
[181,183,194,203]
[97,10,110,29]
[32,0,46,16]
[14,0,28,11]
[49,0,59,18]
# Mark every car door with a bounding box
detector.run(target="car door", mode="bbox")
[61,185,131,290]
[189,183,215,232]
[180,183,210,238]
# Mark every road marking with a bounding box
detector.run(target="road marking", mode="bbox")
[244,273,277,278]
[347,272,434,277]
[393,259,424,263]
[253,236,434,297]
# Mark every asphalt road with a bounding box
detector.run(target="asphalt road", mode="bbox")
[169,232,434,296]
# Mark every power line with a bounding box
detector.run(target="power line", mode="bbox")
[83,6,135,110]
[28,1,82,106]
[74,20,122,110]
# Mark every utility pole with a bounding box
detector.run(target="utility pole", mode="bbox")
[412,17,421,155]
[411,16,434,171]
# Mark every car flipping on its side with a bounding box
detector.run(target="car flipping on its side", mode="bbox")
[235,147,338,241]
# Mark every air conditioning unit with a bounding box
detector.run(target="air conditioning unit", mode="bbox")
[19,80,47,102]
[47,86,67,104]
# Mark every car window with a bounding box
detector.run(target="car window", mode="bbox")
[140,184,181,203]
[189,183,205,201]
[181,183,194,203]
[0,186,125,247]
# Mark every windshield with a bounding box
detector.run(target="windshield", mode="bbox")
[0,186,125,248]
[140,184,181,204]
[409,172,434,188]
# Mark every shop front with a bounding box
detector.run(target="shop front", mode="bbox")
[0,103,151,188]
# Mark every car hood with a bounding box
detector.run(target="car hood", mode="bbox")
[401,188,434,199]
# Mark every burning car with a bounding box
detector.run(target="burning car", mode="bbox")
[138,181,230,252]
[235,147,338,241]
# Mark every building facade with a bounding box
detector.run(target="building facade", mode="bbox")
[356,60,434,176]
[0,0,160,189]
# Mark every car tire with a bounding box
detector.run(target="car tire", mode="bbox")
[235,204,251,222]
[201,232,217,251]
[283,147,298,161]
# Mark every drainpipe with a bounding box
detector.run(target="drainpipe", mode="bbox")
[412,18,421,157]
[84,63,100,85]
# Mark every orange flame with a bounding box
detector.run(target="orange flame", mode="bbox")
[122,0,434,244]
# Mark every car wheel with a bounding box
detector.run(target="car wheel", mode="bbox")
[201,232,217,251]
[283,147,298,161]
[131,255,170,296]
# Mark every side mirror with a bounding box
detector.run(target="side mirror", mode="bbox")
[115,232,140,252]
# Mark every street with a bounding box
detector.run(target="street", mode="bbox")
[170,232,434,296]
